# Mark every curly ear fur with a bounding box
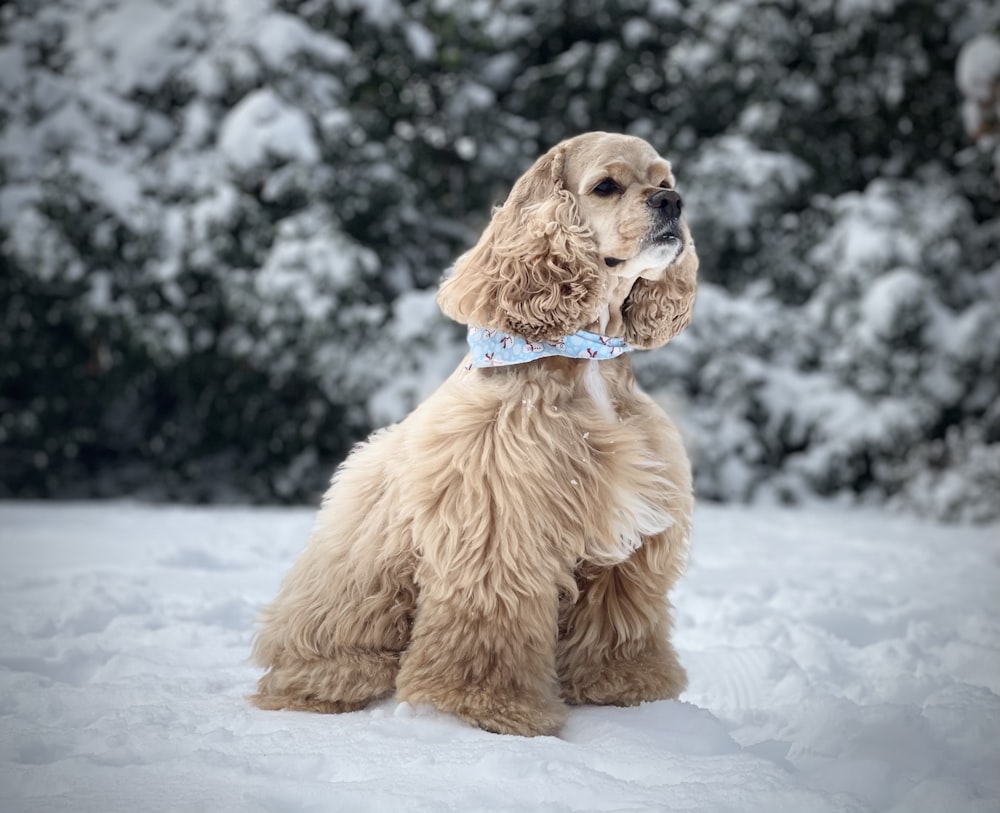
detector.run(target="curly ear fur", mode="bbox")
[622,238,699,350]
[437,149,606,343]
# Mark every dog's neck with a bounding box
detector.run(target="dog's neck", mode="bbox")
[588,249,671,337]
[589,275,639,337]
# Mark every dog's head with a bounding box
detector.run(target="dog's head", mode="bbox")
[437,132,698,349]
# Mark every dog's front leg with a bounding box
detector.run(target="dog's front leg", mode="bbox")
[395,566,568,737]
[557,531,688,706]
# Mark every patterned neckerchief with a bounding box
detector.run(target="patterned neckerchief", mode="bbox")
[466,326,633,368]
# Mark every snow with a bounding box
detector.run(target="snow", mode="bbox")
[957,32,1000,176]
[808,185,921,278]
[858,268,927,341]
[367,289,464,426]
[218,88,320,174]
[1,501,997,813]
[403,20,437,61]
[68,154,147,230]
[833,0,900,24]
[685,134,812,236]
[250,13,350,71]
[956,34,1000,104]
[65,0,189,95]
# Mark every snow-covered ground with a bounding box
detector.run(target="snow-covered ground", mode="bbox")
[0,501,997,813]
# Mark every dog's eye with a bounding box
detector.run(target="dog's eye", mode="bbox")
[658,180,673,189]
[592,178,622,197]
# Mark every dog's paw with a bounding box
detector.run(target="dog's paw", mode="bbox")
[249,692,370,714]
[252,649,399,714]
[561,648,687,706]
[401,685,568,737]
[457,693,569,737]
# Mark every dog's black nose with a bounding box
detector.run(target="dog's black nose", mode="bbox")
[647,189,682,220]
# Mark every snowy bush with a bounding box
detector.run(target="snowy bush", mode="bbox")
[0,0,997,519]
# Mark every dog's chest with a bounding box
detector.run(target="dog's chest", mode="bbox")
[583,360,617,421]
[577,362,675,562]
[586,306,621,422]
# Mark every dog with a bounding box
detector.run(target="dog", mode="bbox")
[251,132,699,737]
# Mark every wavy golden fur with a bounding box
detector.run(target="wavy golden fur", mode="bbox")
[251,132,699,736]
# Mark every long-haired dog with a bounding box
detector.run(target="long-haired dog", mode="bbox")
[251,132,699,736]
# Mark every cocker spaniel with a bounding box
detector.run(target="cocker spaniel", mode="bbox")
[251,132,699,737]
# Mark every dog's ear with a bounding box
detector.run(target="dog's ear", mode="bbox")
[622,236,699,349]
[437,147,605,343]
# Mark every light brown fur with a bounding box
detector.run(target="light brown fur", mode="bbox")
[251,132,699,736]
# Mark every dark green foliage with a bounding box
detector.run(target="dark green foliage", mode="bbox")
[1,0,997,518]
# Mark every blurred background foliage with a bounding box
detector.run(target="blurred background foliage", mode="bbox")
[1,0,998,519]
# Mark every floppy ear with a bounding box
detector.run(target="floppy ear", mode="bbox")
[622,234,699,350]
[437,148,605,343]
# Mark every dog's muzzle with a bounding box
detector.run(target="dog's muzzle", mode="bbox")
[646,189,683,247]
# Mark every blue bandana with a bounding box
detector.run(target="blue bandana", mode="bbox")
[466,327,633,368]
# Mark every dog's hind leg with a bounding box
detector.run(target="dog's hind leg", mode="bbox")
[250,430,416,714]
[250,562,416,713]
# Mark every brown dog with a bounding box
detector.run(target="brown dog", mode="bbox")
[251,132,699,736]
